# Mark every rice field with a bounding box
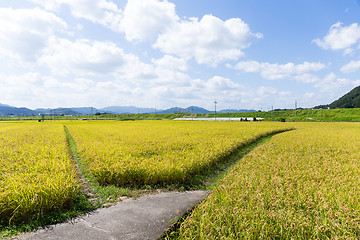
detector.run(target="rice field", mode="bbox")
[3,119,359,239]
[65,121,292,186]
[0,122,80,225]
[0,120,291,226]
[169,122,360,239]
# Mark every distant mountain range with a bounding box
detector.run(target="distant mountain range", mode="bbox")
[0,104,256,116]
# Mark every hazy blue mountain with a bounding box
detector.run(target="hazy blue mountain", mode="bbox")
[0,103,11,107]
[186,106,210,113]
[71,107,98,115]
[218,109,256,113]
[158,106,256,114]
[100,106,159,114]
[0,104,257,116]
[158,106,210,114]
[158,107,186,114]
[35,108,81,115]
[0,105,35,116]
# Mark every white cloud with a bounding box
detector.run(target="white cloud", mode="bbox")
[152,55,188,72]
[28,0,61,11]
[293,74,321,83]
[0,72,141,108]
[315,73,360,93]
[38,38,149,77]
[0,7,67,62]
[30,0,123,32]
[231,61,326,80]
[121,0,179,41]
[29,0,261,67]
[340,60,360,73]
[120,0,261,66]
[0,72,49,107]
[256,86,278,97]
[313,22,360,52]
[206,76,241,91]
[154,14,262,66]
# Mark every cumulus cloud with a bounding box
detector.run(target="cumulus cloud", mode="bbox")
[340,60,360,73]
[154,14,262,66]
[38,38,151,77]
[313,22,360,53]
[0,72,146,108]
[28,0,61,11]
[152,55,188,72]
[315,73,360,93]
[230,61,326,80]
[29,0,261,67]
[121,0,179,41]
[0,7,67,62]
[30,0,123,31]
[293,74,322,83]
[0,72,53,107]
[120,0,262,65]
[205,76,241,91]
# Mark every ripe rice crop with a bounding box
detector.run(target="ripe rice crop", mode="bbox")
[171,122,360,239]
[0,122,80,224]
[66,120,292,186]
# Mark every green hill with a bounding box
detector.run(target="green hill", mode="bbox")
[330,86,360,108]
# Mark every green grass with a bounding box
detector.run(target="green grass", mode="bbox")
[64,126,135,203]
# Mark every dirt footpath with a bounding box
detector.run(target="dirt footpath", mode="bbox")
[16,191,210,240]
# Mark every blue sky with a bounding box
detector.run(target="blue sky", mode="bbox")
[1,0,360,111]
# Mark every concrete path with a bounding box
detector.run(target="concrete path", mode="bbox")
[16,191,210,240]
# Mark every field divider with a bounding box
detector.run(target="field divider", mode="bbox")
[161,128,295,238]
[64,126,132,204]
[64,126,100,204]
[193,127,295,189]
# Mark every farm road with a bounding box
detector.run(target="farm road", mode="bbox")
[16,191,209,240]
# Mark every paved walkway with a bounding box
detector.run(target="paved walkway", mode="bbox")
[16,191,210,240]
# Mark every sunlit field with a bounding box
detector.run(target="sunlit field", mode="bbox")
[66,121,292,186]
[0,122,80,225]
[3,120,359,239]
[169,122,360,239]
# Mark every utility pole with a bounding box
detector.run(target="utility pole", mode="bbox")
[228,108,230,121]
[271,105,273,121]
[214,100,217,121]
[295,100,297,118]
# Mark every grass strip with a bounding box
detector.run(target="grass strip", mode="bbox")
[64,126,134,204]
[1,124,92,239]
[65,121,293,187]
[180,129,293,191]
[167,123,360,239]
[161,129,292,238]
